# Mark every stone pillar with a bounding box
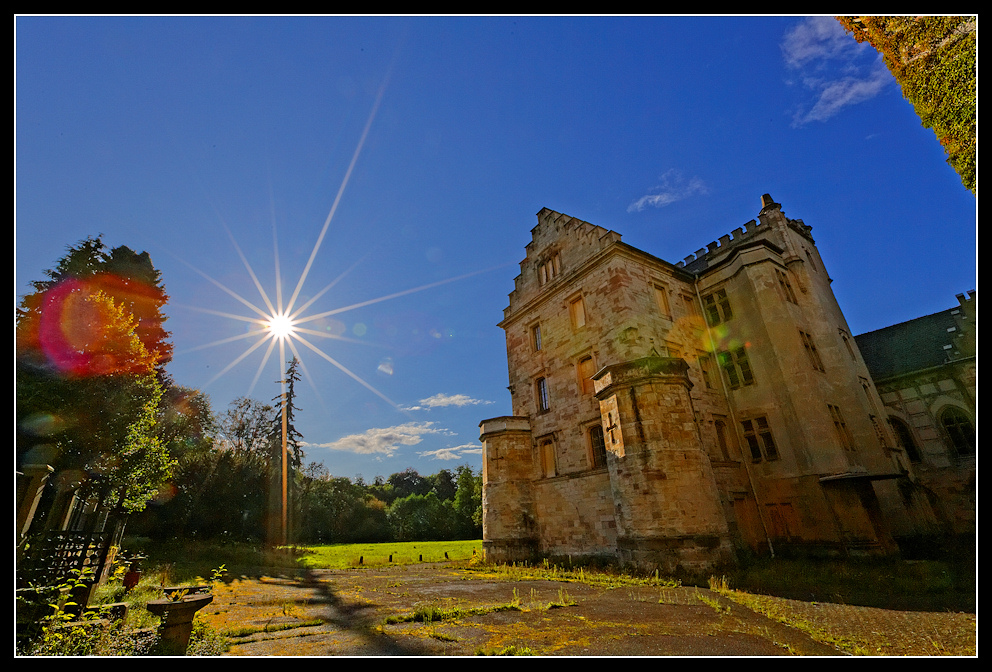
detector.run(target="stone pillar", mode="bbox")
[479,416,537,563]
[594,357,735,573]
[16,464,53,540]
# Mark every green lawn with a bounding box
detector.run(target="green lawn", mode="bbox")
[297,540,483,569]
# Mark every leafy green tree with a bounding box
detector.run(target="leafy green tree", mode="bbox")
[16,240,175,532]
[454,465,483,538]
[387,492,455,541]
[217,396,274,455]
[428,468,457,501]
[20,236,173,372]
[387,468,431,499]
[837,16,976,193]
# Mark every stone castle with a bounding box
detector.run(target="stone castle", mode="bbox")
[479,195,975,572]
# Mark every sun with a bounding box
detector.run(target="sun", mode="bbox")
[265,313,297,341]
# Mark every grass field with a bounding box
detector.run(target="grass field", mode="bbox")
[296,540,483,569]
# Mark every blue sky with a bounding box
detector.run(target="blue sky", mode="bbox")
[15,16,976,481]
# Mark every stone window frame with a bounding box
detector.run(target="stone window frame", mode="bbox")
[776,268,799,304]
[587,421,607,469]
[714,417,736,460]
[799,330,826,372]
[652,281,672,319]
[741,416,779,462]
[698,352,715,389]
[938,405,975,458]
[537,434,558,478]
[718,346,755,389]
[576,353,597,396]
[537,252,561,287]
[568,293,587,330]
[702,288,733,327]
[530,322,543,352]
[535,376,550,414]
[838,328,858,362]
[888,416,922,463]
[827,404,857,455]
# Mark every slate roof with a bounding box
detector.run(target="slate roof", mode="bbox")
[854,309,963,380]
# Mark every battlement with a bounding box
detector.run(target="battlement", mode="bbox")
[676,217,767,270]
[676,194,813,272]
[527,207,618,258]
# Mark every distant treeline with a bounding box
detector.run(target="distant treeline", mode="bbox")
[130,396,482,544]
[133,455,483,544]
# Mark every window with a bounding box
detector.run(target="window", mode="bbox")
[718,347,754,389]
[577,355,596,395]
[839,329,857,361]
[589,424,607,468]
[699,353,715,389]
[741,417,778,461]
[715,419,732,460]
[939,407,975,457]
[653,283,671,318]
[889,417,922,463]
[828,404,855,453]
[536,377,550,413]
[682,293,701,318]
[539,438,557,478]
[537,253,561,286]
[569,296,587,329]
[702,289,733,326]
[531,323,542,352]
[776,269,798,304]
[799,330,825,372]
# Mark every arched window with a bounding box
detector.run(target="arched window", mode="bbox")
[888,417,921,463]
[939,407,975,457]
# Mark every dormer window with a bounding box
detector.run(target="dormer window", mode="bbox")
[538,253,561,286]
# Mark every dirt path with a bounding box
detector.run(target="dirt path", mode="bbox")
[198,564,976,656]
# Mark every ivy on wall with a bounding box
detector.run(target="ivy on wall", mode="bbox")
[837,16,976,194]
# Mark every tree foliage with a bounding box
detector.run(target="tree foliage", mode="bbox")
[16,238,177,523]
[836,16,976,193]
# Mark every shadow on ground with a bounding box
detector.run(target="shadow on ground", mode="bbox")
[193,563,978,656]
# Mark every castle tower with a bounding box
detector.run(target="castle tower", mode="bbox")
[593,357,735,572]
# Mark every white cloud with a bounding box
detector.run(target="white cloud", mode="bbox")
[795,65,891,126]
[417,444,483,461]
[781,16,867,70]
[781,17,893,127]
[627,169,708,213]
[403,392,494,411]
[309,422,449,456]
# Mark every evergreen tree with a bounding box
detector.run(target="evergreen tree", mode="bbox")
[268,358,304,544]
[270,358,305,469]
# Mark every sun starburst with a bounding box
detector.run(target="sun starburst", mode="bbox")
[177,70,508,411]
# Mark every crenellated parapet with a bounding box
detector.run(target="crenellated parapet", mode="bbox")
[676,194,814,273]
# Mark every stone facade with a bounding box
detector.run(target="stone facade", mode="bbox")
[855,291,976,548]
[480,195,948,572]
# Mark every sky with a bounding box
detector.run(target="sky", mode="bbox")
[15,16,977,482]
